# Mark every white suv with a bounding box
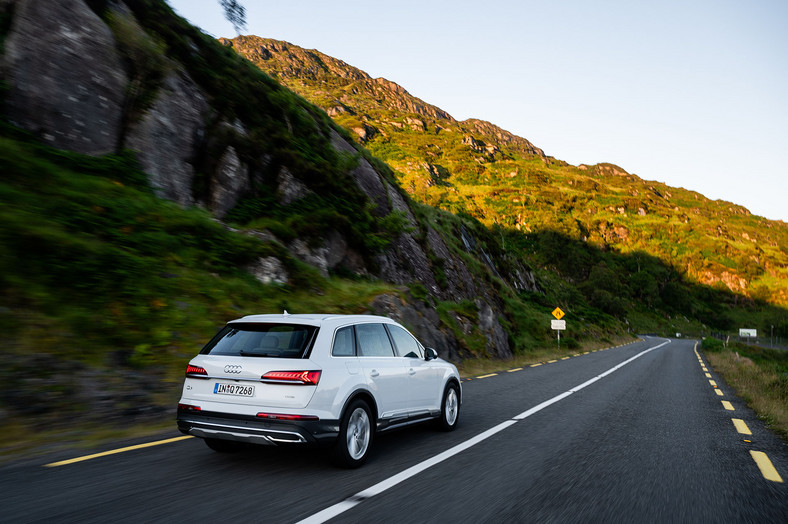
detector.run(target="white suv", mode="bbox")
[177,313,461,467]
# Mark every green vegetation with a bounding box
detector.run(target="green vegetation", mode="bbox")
[703,339,788,440]
[0,125,395,436]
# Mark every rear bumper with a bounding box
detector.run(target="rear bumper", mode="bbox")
[177,408,339,446]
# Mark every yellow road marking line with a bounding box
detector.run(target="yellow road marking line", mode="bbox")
[705,373,712,378]
[547,360,557,363]
[732,419,752,435]
[561,357,570,360]
[477,373,498,379]
[507,368,523,372]
[44,436,193,468]
[750,451,784,483]
[530,363,543,367]
[715,389,724,396]
[702,367,708,372]
[709,380,717,387]
[722,401,735,411]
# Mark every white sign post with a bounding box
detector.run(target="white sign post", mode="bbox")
[551,319,566,349]
[551,320,566,330]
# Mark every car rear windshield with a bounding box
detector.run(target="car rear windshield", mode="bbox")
[200,323,318,358]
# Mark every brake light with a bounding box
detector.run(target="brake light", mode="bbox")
[261,370,321,385]
[256,412,319,421]
[186,364,208,377]
[178,403,201,412]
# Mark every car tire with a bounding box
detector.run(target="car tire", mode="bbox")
[204,438,242,453]
[332,399,373,468]
[436,383,460,431]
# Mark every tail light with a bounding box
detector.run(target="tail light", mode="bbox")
[256,412,319,421]
[186,364,208,378]
[178,403,201,412]
[261,370,321,385]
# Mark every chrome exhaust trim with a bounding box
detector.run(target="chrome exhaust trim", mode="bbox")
[186,420,308,444]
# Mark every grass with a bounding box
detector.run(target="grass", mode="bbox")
[702,339,788,441]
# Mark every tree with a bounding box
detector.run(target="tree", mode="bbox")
[220,0,246,34]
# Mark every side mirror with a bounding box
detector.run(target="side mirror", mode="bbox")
[425,347,438,361]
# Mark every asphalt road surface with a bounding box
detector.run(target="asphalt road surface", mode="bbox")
[3,337,786,522]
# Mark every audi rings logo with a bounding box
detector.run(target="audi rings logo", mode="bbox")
[224,365,242,374]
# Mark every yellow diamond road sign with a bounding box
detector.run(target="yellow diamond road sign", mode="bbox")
[552,307,565,320]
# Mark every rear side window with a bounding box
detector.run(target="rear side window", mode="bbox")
[200,323,317,358]
[386,324,423,358]
[332,326,356,357]
[355,323,395,357]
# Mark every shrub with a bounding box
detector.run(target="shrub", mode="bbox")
[701,337,725,352]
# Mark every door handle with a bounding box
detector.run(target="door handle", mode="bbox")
[409,368,416,375]
[370,370,379,378]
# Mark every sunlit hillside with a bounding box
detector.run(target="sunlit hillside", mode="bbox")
[222,36,788,308]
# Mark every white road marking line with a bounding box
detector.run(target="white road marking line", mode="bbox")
[298,339,672,524]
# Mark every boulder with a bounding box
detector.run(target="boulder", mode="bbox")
[125,68,209,206]
[2,0,127,155]
[210,146,250,217]
[476,299,512,359]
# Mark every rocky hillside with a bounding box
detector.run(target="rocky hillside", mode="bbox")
[0,0,573,429]
[1,0,786,435]
[222,36,788,307]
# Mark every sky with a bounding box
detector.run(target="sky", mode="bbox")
[167,0,788,222]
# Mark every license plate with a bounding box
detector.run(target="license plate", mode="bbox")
[214,383,255,397]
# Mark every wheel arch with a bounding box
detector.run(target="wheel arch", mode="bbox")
[341,388,378,424]
[444,375,462,404]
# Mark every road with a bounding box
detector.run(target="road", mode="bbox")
[3,337,786,522]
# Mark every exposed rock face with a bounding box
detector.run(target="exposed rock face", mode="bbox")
[330,129,391,216]
[463,119,545,158]
[2,0,127,155]
[209,146,249,217]
[426,226,478,301]
[125,69,209,207]
[276,166,312,205]
[247,256,288,285]
[369,294,463,362]
[286,231,367,279]
[476,299,510,359]
[223,37,456,123]
[374,181,441,295]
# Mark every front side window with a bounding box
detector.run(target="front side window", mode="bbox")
[355,323,395,357]
[332,326,356,357]
[386,324,424,358]
[200,323,316,358]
